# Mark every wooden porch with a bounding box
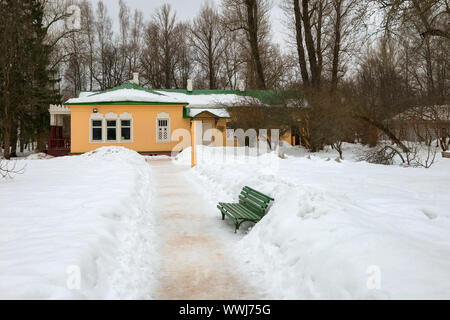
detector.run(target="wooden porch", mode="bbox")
[46,105,71,156]
[47,138,71,157]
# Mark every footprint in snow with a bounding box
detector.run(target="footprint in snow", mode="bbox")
[422,209,438,220]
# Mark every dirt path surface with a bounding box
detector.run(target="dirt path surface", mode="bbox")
[149,159,262,300]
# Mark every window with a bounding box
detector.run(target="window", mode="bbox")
[107,120,117,141]
[157,118,170,142]
[90,112,133,143]
[92,120,103,141]
[121,120,131,141]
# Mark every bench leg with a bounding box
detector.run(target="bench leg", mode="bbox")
[221,211,225,220]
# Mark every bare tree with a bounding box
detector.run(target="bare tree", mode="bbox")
[94,1,114,90]
[190,2,227,89]
[352,38,413,152]
[128,9,144,77]
[221,31,246,89]
[141,22,163,88]
[283,0,366,90]
[155,4,179,89]
[375,0,450,40]
[222,0,273,89]
[0,159,24,180]
[81,0,96,91]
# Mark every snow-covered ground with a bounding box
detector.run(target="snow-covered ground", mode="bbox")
[2,143,449,300]
[0,147,156,299]
[177,144,450,299]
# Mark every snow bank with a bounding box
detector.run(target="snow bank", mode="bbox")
[0,147,155,299]
[188,145,450,299]
[25,153,54,160]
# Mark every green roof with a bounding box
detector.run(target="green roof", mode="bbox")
[66,83,300,106]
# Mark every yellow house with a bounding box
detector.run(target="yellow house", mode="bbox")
[47,76,295,157]
[52,83,237,156]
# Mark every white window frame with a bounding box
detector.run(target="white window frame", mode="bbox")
[105,112,118,142]
[90,113,104,143]
[156,112,170,143]
[119,112,133,143]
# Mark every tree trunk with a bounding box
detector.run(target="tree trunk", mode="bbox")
[316,0,324,81]
[20,134,25,153]
[36,131,46,152]
[10,121,18,158]
[2,94,11,159]
[293,0,310,85]
[245,0,266,89]
[331,0,342,91]
[208,41,216,89]
[301,0,319,87]
[2,117,11,160]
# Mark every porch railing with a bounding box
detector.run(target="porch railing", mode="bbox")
[47,138,71,156]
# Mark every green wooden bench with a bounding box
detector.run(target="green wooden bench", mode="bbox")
[217,186,274,233]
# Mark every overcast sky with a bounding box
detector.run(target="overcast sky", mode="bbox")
[88,0,288,46]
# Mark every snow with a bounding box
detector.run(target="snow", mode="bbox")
[156,91,261,107]
[178,144,450,299]
[3,141,450,299]
[78,91,99,98]
[66,87,261,107]
[188,107,230,118]
[0,147,156,299]
[66,88,184,104]
[25,153,54,160]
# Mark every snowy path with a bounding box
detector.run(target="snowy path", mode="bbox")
[149,160,261,300]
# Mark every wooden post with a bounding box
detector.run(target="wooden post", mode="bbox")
[191,120,202,167]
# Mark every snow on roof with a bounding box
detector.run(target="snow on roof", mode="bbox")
[188,108,230,118]
[65,83,264,106]
[155,90,261,107]
[66,84,186,105]
[78,91,99,98]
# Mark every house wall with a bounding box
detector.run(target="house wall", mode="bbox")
[69,104,191,154]
[193,116,229,146]
[281,129,293,145]
[69,103,293,154]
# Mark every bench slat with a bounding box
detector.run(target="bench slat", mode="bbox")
[222,203,260,221]
[230,203,260,220]
[242,189,269,204]
[230,203,263,220]
[243,186,274,202]
[238,196,265,215]
[229,203,261,220]
[239,193,266,209]
[240,191,268,207]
